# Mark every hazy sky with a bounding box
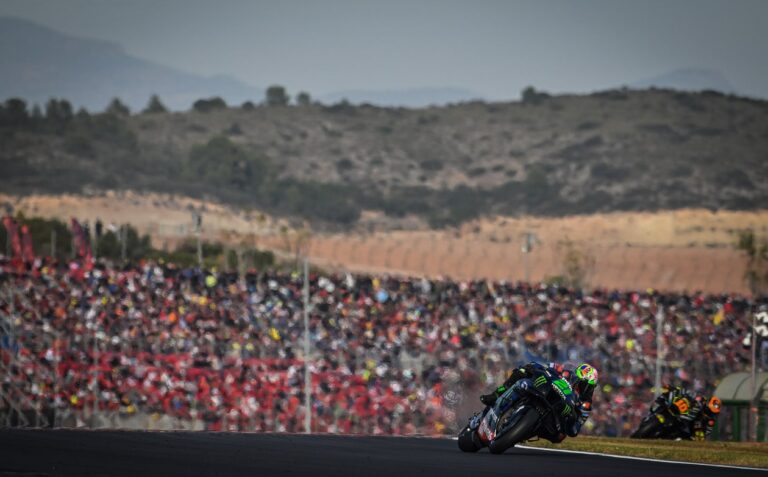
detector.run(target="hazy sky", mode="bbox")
[1,0,767,99]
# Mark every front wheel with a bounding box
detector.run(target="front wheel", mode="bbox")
[458,426,481,452]
[488,408,539,454]
[631,416,664,439]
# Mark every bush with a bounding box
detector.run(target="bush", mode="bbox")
[143,95,168,114]
[467,167,486,177]
[106,98,131,116]
[268,180,361,224]
[192,97,227,112]
[521,86,551,105]
[265,86,289,107]
[577,121,600,131]
[86,113,139,152]
[62,133,95,157]
[184,136,272,190]
[591,163,629,181]
[296,92,311,106]
[419,159,443,171]
[243,249,275,269]
[336,158,354,172]
[719,169,754,189]
[0,98,30,128]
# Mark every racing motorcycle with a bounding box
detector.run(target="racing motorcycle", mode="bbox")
[458,366,577,454]
[630,393,693,439]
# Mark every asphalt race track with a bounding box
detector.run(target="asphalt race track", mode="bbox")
[0,430,762,477]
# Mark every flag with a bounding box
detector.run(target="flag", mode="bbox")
[712,307,725,326]
[71,218,85,256]
[20,224,34,263]
[21,224,35,263]
[755,311,768,339]
[70,218,93,268]
[2,215,22,259]
[743,310,768,348]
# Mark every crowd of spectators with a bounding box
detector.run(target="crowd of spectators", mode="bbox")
[0,256,762,436]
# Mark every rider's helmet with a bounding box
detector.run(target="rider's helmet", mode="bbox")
[706,396,722,415]
[572,363,599,398]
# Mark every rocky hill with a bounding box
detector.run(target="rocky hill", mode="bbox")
[1,88,766,228]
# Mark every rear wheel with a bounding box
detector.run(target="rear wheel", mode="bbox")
[458,426,481,452]
[488,408,539,454]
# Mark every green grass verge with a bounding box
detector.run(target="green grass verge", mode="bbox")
[521,436,768,469]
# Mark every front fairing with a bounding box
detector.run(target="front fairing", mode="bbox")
[495,381,529,414]
[468,382,527,430]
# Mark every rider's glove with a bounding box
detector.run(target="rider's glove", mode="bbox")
[578,408,591,425]
[480,393,497,406]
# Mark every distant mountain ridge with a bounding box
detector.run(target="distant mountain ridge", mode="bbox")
[0,16,754,111]
[0,16,263,111]
[321,87,484,108]
[630,68,735,94]
[0,16,485,110]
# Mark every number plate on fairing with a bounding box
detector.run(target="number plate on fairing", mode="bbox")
[673,398,690,414]
[477,409,497,443]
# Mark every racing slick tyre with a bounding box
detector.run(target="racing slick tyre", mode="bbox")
[488,408,539,455]
[458,426,481,452]
[631,418,663,439]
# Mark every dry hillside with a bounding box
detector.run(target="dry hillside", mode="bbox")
[1,88,767,227]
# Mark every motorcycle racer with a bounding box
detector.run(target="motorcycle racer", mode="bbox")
[480,361,598,442]
[641,386,721,440]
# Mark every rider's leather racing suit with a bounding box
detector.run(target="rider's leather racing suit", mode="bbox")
[688,396,718,439]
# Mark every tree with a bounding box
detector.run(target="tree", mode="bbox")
[0,98,29,127]
[557,238,595,289]
[265,85,289,106]
[241,101,257,111]
[106,98,131,116]
[30,104,43,121]
[296,91,311,106]
[18,216,72,259]
[192,97,227,112]
[143,94,168,114]
[737,230,768,295]
[279,224,312,269]
[44,98,73,123]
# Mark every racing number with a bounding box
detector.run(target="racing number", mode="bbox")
[673,398,690,414]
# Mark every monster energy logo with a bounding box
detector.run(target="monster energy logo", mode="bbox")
[534,376,547,388]
[552,379,573,395]
[561,404,572,416]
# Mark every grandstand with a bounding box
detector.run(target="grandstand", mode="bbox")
[1,250,763,439]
